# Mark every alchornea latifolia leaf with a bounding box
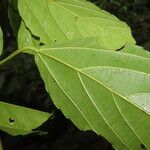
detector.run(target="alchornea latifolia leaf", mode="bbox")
[18,0,135,50]
[23,39,150,150]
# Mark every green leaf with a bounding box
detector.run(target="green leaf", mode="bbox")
[18,21,40,49]
[122,44,150,59]
[0,102,52,136]
[8,0,21,37]
[0,26,3,55]
[18,21,101,50]
[24,40,150,150]
[18,0,135,50]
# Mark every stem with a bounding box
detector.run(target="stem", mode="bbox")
[0,49,23,66]
[0,46,37,66]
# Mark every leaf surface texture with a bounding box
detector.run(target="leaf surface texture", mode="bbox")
[0,102,51,135]
[18,0,135,50]
[24,40,150,150]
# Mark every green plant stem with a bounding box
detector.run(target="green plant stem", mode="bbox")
[0,49,23,66]
[0,46,38,66]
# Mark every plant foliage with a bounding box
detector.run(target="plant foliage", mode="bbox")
[0,0,149,150]
[18,0,135,50]
[0,26,3,55]
[23,40,150,150]
[0,102,51,135]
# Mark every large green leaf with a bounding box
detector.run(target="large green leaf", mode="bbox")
[0,26,3,56]
[24,40,150,150]
[0,102,52,136]
[18,0,135,50]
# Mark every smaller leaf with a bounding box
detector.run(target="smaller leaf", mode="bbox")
[18,21,40,50]
[8,0,21,37]
[0,101,52,136]
[0,26,3,55]
[18,0,136,50]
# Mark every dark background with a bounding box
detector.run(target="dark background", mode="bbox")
[0,0,150,150]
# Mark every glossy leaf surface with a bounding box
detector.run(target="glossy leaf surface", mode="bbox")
[24,40,150,150]
[0,102,51,135]
[18,0,135,50]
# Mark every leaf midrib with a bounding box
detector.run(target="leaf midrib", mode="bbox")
[40,46,150,63]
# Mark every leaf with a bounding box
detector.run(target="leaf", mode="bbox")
[48,37,100,48]
[0,101,52,136]
[8,0,21,37]
[0,26,3,56]
[18,21,101,50]
[18,21,40,49]
[122,44,150,59]
[24,40,150,150]
[127,93,150,115]
[18,0,135,50]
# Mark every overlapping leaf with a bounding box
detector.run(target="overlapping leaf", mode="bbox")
[122,43,150,59]
[18,21,101,50]
[18,0,135,50]
[24,39,150,150]
[0,26,3,56]
[18,21,40,49]
[8,0,21,37]
[0,102,52,135]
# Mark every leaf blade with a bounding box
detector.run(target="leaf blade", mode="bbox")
[0,102,52,136]
[18,21,40,49]
[18,0,135,50]
[24,40,150,149]
[8,0,21,37]
[0,26,3,56]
